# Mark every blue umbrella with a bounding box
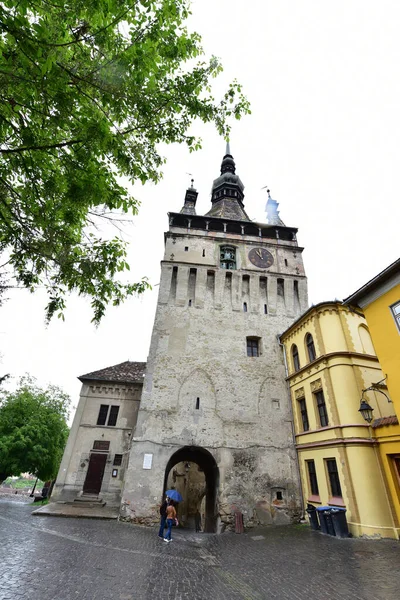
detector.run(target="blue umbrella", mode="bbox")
[165,489,183,502]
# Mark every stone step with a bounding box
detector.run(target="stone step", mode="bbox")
[73,495,106,507]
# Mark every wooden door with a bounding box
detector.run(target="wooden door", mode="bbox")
[83,453,107,494]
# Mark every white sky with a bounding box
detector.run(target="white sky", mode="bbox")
[1,0,399,420]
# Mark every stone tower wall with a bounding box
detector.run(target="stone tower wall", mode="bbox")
[122,225,308,529]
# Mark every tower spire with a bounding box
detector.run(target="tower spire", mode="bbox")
[205,142,249,220]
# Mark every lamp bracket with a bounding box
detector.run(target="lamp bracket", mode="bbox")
[362,376,391,403]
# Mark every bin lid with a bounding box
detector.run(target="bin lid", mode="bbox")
[316,506,331,511]
[330,507,347,512]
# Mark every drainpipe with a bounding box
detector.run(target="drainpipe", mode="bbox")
[277,334,305,519]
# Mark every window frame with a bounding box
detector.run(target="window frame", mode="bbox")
[326,458,342,498]
[315,389,329,427]
[113,454,123,466]
[306,460,319,496]
[246,337,260,357]
[292,344,300,372]
[97,404,109,426]
[107,405,120,427]
[390,301,400,333]
[220,245,237,270]
[298,398,309,432]
[306,333,316,362]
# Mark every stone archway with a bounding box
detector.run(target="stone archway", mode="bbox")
[163,446,219,533]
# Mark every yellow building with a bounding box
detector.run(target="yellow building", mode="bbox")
[280,301,399,539]
[344,258,400,535]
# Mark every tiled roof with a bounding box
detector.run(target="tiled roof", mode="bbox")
[205,199,250,220]
[371,415,399,428]
[79,361,146,384]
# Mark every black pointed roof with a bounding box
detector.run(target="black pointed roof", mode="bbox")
[206,144,250,221]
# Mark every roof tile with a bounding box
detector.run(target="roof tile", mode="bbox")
[79,361,146,384]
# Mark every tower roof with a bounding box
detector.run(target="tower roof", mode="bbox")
[206,144,250,221]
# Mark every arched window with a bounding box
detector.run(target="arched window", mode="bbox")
[220,245,236,270]
[306,333,316,362]
[292,344,300,372]
[358,325,376,355]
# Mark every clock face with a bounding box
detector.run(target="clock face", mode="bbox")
[248,247,274,269]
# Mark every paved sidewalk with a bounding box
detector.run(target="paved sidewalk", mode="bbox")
[0,499,399,600]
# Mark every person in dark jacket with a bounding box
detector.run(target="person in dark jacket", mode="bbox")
[158,496,169,538]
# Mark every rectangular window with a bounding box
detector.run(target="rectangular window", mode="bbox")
[298,398,309,432]
[113,454,123,466]
[97,404,109,426]
[315,390,329,427]
[107,405,120,427]
[326,459,342,497]
[307,460,319,495]
[247,338,259,357]
[93,440,110,451]
[390,301,400,333]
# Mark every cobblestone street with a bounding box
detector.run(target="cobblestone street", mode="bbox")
[0,500,399,600]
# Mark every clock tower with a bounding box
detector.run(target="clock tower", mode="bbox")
[121,146,308,531]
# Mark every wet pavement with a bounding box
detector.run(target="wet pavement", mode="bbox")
[0,499,399,600]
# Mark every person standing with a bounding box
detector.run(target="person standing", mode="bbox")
[194,509,202,532]
[164,500,177,543]
[158,496,169,538]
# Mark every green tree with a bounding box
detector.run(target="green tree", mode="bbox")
[0,377,70,483]
[0,1,250,323]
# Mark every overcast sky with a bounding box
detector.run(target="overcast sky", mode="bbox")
[1,0,399,419]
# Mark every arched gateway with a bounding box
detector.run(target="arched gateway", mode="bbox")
[164,446,219,533]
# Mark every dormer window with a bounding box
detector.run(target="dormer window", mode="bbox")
[220,245,236,270]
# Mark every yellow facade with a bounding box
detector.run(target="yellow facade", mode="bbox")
[281,301,399,539]
[345,260,400,536]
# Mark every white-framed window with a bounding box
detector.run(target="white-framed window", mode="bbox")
[390,301,400,333]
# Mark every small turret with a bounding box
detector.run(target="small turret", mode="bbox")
[265,189,286,226]
[180,179,198,215]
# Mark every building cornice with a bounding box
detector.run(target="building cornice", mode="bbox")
[296,437,376,450]
[285,351,380,381]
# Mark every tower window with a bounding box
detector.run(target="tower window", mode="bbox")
[185,247,189,251]
[284,259,288,266]
[202,249,205,257]
[188,299,192,307]
[292,345,300,372]
[306,333,316,362]
[220,245,236,270]
[264,304,268,314]
[247,337,260,357]
[196,397,200,410]
[243,302,247,312]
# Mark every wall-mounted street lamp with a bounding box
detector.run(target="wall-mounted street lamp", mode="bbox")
[359,377,391,423]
